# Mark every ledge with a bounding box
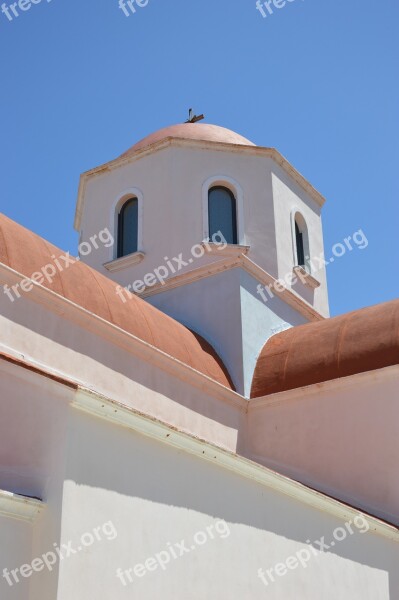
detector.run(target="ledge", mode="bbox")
[138,255,324,322]
[74,388,399,542]
[293,266,320,289]
[104,251,145,272]
[201,242,250,258]
[0,490,45,523]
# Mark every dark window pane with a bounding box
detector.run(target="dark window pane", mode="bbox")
[295,221,305,267]
[118,198,138,258]
[208,187,237,245]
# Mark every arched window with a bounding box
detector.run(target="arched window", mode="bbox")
[117,197,138,258]
[295,221,305,267]
[208,186,237,245]
[294,213,309,270]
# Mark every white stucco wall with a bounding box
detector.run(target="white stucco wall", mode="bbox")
[148,268,308,396]
[0,519,32,600]
[54,409,398,599]
[79,146,276,279]
[248,367,399,525]
[0,308,398,599]
[78,143,328,315]
[148,269,245,393]
[0,362,72,600]
[4,390,397,600]
[239,270,307,396]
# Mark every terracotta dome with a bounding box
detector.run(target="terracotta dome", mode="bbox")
[0,213,234,389]
[121,123,255,157]
[251,300,399,398]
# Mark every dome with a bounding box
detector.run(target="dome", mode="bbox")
[251,300,399,398]
[121,123,255,157]
[0,213,234,389]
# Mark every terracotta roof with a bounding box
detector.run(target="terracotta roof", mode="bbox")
[0,214,234,389]
[121,123,255,157]
[251,300,399,398]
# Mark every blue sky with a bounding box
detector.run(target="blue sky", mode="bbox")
[0,0,398,316]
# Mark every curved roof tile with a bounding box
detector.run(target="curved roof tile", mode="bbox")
[251,300,399,398]
[0,213,234,390]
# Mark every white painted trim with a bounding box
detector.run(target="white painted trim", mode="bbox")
[293,266,320,289]
[201,242,250,258]
[140,257,241,298]
[110,187,144,260]
[74,139,326,232]
[104,251,145,272]
[241,256,323,321]
[140,253,323,321]
[73,388,399,542]
[202,175,245,245]
[0,490,45,523]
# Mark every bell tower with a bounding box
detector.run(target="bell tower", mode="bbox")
[75,122,329,395]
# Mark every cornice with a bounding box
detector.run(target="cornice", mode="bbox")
[141,253,324,322]
[74,137,326,231]
[293,265,321,289]
[0,490,44,523]
[104,251,145,272]
[140,257,241,299]
[73,387,399,542]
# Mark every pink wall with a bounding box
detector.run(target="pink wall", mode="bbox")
[248,367,399,524]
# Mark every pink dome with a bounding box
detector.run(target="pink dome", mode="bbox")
[121,123,255,157]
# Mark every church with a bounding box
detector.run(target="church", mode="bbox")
[0,121,398,599]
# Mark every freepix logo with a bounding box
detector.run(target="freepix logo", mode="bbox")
[256,229,369,305]
[2,227,114,303]
[115,232,227,303]
[118,0,150,18]
[3,521,117,587]
[257,515,370,587]
[116,520,230,587]
[255,0,302,19]
[1,0,53,23]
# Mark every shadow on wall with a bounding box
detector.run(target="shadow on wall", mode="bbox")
[240,269,308,396]
[62,409,399,599]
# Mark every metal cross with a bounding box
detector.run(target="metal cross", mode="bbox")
[185,108,205,124]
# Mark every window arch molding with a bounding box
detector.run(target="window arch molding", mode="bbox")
[202,176,245,245]
[290,209,310,272]
[110,187,144,260]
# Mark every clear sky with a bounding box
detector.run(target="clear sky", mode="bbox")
[0,0,398,316]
